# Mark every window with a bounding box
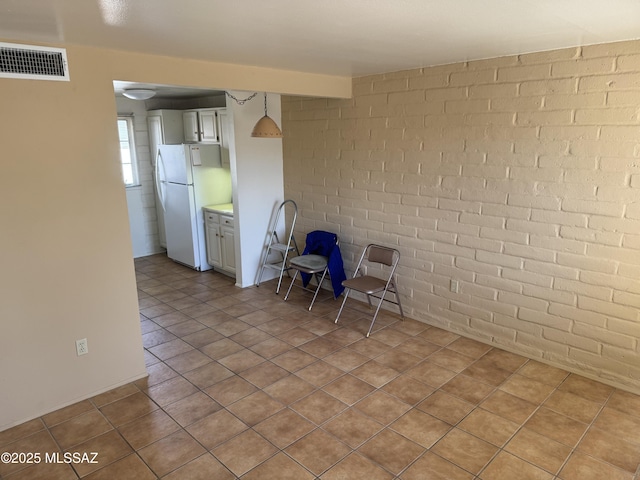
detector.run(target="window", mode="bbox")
[117,116,139,186]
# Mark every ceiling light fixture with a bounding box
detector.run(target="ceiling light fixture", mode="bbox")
[251,92,283,138]
[122,88,156,100]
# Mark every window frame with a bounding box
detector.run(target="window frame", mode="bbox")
[117,115,140,187]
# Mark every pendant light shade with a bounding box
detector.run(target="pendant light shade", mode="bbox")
[251,115,283,138]
[251,92,282,138]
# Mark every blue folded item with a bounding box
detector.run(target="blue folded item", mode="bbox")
[299,230,346,298]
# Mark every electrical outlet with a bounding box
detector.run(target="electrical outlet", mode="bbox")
[76,338,88,356]
[450,279,459,293]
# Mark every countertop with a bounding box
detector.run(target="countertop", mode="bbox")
[203,203,234,215]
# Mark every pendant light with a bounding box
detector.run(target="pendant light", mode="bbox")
[251,92,283,138]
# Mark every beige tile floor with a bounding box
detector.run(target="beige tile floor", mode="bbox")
[2,253,640,479]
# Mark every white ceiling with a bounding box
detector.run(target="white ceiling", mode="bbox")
[2,0,640,78]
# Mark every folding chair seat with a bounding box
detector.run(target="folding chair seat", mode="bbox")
[335,244,404,337]
[284,231,345,311]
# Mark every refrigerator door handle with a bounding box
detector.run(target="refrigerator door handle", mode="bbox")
[155,149,167,212]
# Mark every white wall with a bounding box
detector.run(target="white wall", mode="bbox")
[116,96,164,258]
[226,92,285,287]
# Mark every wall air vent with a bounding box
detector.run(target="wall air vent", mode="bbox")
[0,42,70,81]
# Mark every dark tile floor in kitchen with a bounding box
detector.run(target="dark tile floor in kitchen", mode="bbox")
[2,253,640,479]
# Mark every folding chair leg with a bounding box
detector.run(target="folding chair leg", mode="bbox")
[308,269,329,311]
[283,270,299,301]
[366,295,387,337]
[391,279,405,318]
[335,289,350,324]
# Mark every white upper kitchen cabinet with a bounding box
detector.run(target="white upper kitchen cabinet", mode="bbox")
[216,108,231,167]
[183,108,219,143]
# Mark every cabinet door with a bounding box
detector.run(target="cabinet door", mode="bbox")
[205,221,222,268]
[183,111,199,143]
[199,110,219,143]
[220,223,236,274]
[216,109,231,167]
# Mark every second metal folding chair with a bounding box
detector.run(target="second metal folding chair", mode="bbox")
[335,244,404,337]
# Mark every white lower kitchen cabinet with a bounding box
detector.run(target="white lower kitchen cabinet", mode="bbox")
[205,210,235,276]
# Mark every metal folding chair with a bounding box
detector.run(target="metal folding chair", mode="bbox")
[335,244,404,337]
[284,231,339,311]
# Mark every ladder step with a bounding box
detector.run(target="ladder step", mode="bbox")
[269,243,297,253]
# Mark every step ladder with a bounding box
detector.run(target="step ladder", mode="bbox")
[256,199,300,293]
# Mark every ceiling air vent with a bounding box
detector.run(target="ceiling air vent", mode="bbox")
[0,42,70,81]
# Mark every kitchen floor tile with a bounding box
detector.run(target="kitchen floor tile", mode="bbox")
[354,390,411,425]
[211,429,277,477]
[295,360,345,387]
[162,391,222,427]
[577,428,640,473]
[350,360,400,387]
[145,376,199,407]
[161,453,235,480]
[480,451,553,480]
[217,349,265,373]
[163,349,212,374]
[241,452,315,480]
[480,390,538,424]
[390,408,450,448]
[137,430,205,477]
[406,360,457,388]
[320,452,393,480]
[416,390,474,425]
[225,391,284,426]
[458,408,520,447]
[239,361,290,388]
[358,428,425,475]
[49,410,113,450]
[558,374,614,404]
[117,410,181,450]
[67,430,132,478]
[524,407,588,447]
[322,374,376,405]
[323,408,384,448]
[181,361,234,389]
[431,428,499,474]
[504,427,571,474]
[285,429,351,476]
[440,374,496,405]
[99,391,159,427]
[262,374,316,405]
[558,451,634,480]
[185,409,248,450]
[83,454,156,480]
[290,390,348,425]
[253,408,315,449]
[203,375,257,406]
[401,451,474,480]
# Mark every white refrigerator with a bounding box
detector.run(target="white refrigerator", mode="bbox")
[156,144,225,271]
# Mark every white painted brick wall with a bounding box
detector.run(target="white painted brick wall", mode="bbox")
[282,39,640,393]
